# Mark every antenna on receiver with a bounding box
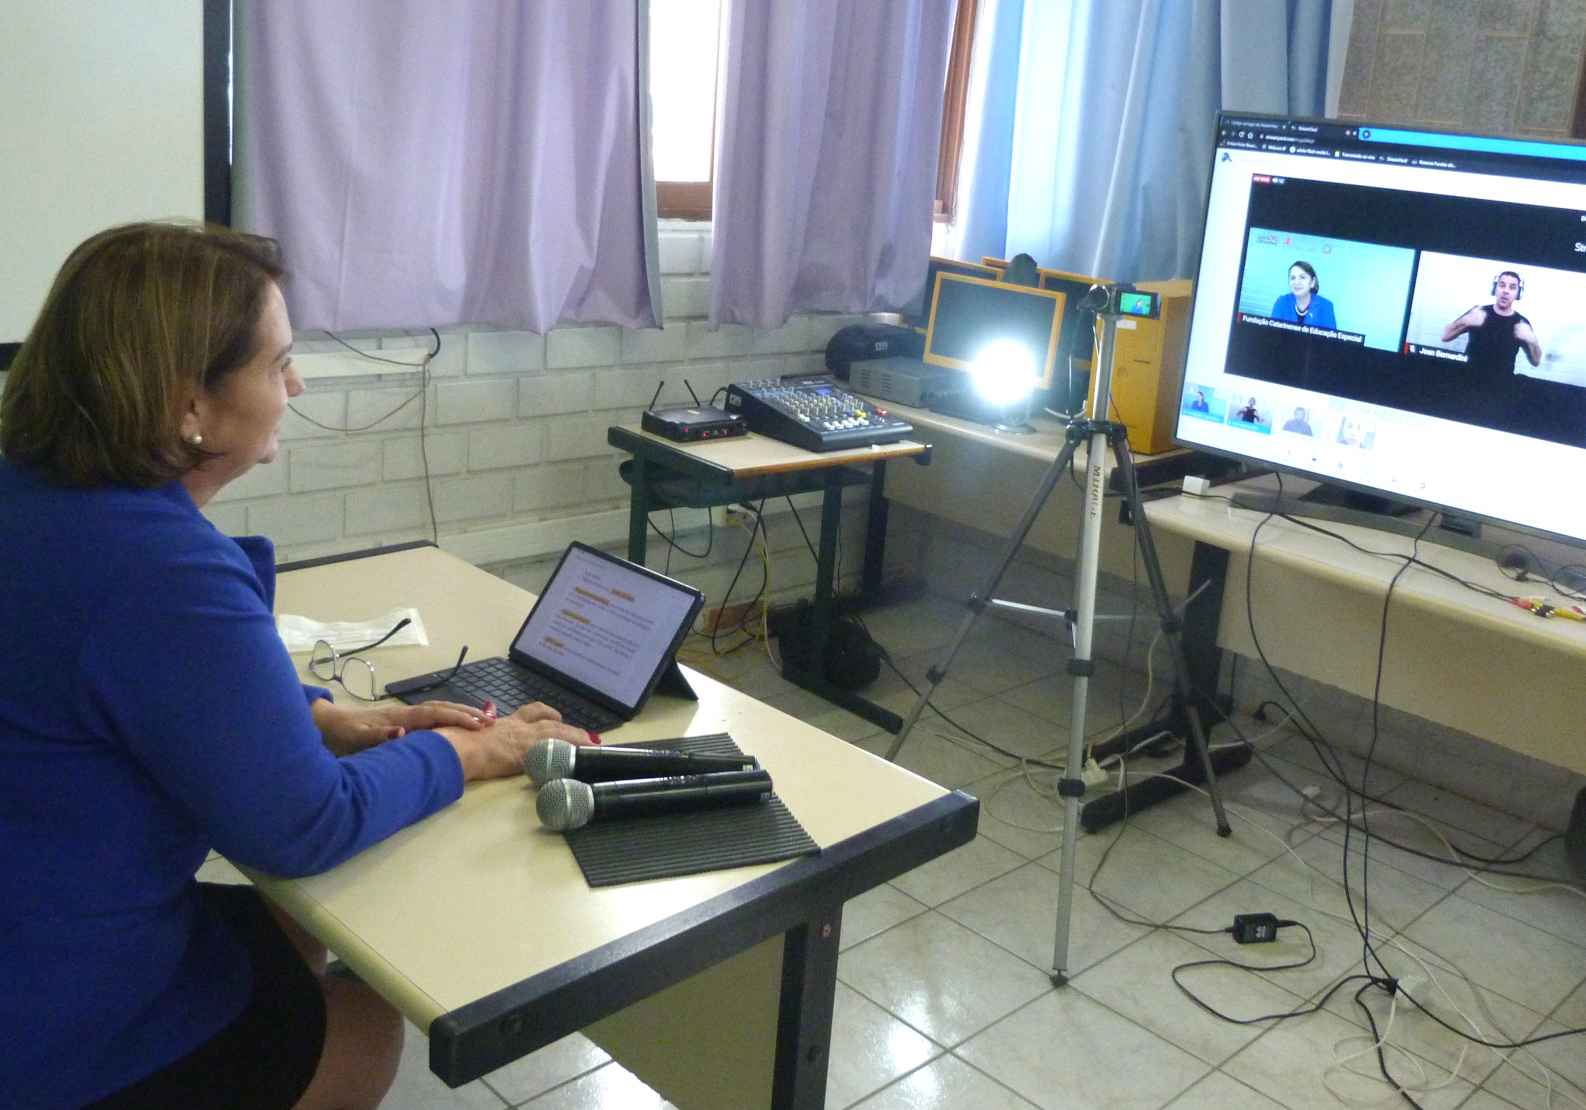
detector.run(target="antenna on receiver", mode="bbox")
[647,380,665,410]
[684,379,703,406]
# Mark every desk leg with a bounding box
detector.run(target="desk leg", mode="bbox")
[861,461,887,600]
[627,458,650,566]
[780,471,904,734]
[772,904,843,1110]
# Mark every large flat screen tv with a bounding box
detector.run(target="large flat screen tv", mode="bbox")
[1175,112,1586,546]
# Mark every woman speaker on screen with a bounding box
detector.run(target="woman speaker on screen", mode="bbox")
[1271,261,1337,329]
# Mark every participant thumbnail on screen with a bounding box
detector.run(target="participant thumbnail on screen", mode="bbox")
[1277,405,1317,437]
[1180,384,1227,423]
[1332,414,1376,450]
[1236,229,1416,353]
[1228,394,1272,433]
[1403,252,1586,388]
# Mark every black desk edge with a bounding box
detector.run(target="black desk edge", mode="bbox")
[429,790,978,1085]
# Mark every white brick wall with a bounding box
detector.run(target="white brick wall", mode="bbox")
[205,222,876,620]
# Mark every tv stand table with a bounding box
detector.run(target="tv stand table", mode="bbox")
[1142,491,1586,879]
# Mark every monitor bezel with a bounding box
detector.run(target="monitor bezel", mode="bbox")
[922,272,1066,392]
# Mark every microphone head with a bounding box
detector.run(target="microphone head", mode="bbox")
[536,778,595,832]
[523,737,577,786]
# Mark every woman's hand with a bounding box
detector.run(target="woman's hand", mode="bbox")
[312,697,497,755]
[435,702,595,782]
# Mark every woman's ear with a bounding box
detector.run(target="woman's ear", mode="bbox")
[178,382,205,445]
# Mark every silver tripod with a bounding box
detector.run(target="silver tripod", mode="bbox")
[883,292,1233,982]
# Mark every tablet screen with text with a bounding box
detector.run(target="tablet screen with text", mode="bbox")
[512,545,700,709]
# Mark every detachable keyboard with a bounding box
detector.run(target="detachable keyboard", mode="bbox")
[427,656,622,732]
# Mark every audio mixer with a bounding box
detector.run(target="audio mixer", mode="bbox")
[723,376,913,452]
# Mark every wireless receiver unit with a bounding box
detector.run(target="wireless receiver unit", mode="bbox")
[641,380,748,443]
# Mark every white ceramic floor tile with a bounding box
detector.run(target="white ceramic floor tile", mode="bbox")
[1401,893,1586,1016]
[1072,929,1308,1066]
[866,657,984,713]
[516,1061,674,1109]
[838,911,1054,1047]
[825,982,943,1110]
[962,768,1068,860]
[1162,1070,1291,1110]
[1553,976,1586,1027]
[1450,868,1586,949]
[858,605,962,657]
[957,987,1211,1110]
[1242,829,1453,934]
[716,655,798,700]
[761,686,846,721]
[1457,1091,1529,1110]
[805,705,886,743]
[849,1053,1041,1110]
[1475,1018,1586,1110]
[1313,819,1493,892]
[842,883,930,951]
[388,1023,509,1110]
[935,695,1069,761]
[889,833,1027,907]
[1126,789,1303,880]
[938,860,1151,978]
[855,728,1008,789]
[480,1033,611,1106]
[1222,1006,1474,1110]
[915,641,1061,696]
[1039,824,1243,926]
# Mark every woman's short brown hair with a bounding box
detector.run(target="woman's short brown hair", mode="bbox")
[1,221,284,488]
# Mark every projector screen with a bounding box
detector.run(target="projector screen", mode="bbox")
[0,1,210,353]
[1176,113,1586,546]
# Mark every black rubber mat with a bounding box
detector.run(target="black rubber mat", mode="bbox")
[561,733,819,887]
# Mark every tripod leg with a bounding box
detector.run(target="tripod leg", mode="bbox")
[884,433,1084,762]
[1051,420,1111,983]
[1111,442,1232,836]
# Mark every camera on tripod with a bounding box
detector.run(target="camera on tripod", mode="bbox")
[1084,283,1162,320]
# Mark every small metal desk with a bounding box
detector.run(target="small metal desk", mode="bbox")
[607,425,930,733]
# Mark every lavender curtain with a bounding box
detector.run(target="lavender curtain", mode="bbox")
[709,0,957,329]
[238,1,660,333]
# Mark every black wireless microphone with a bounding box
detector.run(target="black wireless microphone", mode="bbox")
[522,737,759,786]
[535,769,774,832]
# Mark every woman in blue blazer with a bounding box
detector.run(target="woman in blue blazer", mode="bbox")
[1271,261,1337,329]
[0,222,593,1110]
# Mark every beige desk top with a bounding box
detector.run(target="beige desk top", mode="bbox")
[1145,492,1586,661]
[259,546,950,1026]
[873,401,1092,465]
[1143,492,1586,775]
[610,424,929,478]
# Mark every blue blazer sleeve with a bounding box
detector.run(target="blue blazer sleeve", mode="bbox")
[1271,293,1297,321]
[75,545,463,878]
[1310,296,1337,329]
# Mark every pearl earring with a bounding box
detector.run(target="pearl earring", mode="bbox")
[189,434,204,446]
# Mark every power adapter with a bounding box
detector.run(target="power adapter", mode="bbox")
[1231,912,1289,943]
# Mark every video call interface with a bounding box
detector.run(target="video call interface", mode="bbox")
[1175,116,1586,542]
[1218,177,1586,448]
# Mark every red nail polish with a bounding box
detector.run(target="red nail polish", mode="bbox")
[483,700,497,718]
[588,732,601,745]
[386,727,402,739]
